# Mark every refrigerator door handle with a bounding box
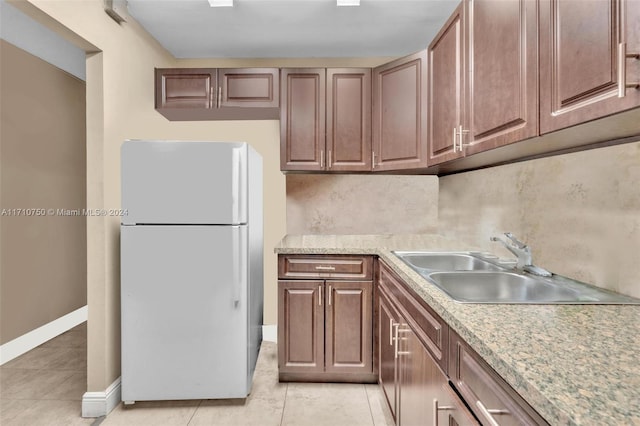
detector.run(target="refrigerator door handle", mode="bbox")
[232,227,246,308]
[230,146,247,224]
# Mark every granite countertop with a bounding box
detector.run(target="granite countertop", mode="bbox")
[275,234,640,426]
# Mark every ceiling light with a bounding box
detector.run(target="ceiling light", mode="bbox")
[208,0,233,7]
[337,0,360,6]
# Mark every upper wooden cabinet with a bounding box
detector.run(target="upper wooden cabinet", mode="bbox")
[156,68,216,109]
[427,3,467,165]
[465,0,539,155]
[428,0,539,165]
[155,68,279,121]
[218,68,280,108]
[280,69,326,171]
[539,0,640,134]
[372,51,429,171]
[280,68,371,172]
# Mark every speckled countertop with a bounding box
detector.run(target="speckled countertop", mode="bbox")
[275,234,640,426]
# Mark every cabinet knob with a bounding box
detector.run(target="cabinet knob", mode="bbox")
[618,43,640,98]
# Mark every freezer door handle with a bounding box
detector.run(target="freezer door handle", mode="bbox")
[230,145,248,224]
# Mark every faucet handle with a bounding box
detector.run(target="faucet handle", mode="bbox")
[503,232,527,249]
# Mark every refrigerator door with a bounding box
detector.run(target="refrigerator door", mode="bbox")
[121,224,249,401]
[121,141,247,225]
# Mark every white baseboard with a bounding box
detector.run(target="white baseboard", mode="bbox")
[0,305,88,365]
[82,376,121,418]
[262,324,277,343]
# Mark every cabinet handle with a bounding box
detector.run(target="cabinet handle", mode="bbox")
[209,86,214,109]
[217,86,222,107]
[318,285,322,306]
[328,150,332,169]
[395,325,410,357]
[315,265,336,271]
[458,124,470,151]
[320,150,324,168]
[452,127,458,152]
[476,401,508,426]
[371,151,376,169]
[618,43,640,98]
[393,323,400,359]
[433,399,455,425]
[328,285,332,305]
[389,318,395,346]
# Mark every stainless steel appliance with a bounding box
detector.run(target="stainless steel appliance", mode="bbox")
[120,140,263,403]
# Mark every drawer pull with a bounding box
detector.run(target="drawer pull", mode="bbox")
[315,265,336,271]
[476,400,508,426]
[433,399,456,425]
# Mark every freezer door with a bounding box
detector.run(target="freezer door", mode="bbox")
[121,141,247,225]
[121,225,250,401]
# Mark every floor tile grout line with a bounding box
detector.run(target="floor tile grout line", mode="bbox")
[279,382,289,426]
[185,399,204,425]
[364,384,376,426]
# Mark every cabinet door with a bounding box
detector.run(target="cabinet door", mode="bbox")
[540,0,640,134]
[427,2,467,165]
[372,51,428,171]
[325,281,372,374]
[278,280,325,374]
[466,0,539,155]
[326,69,372,171]
[280,69,326,171]
[155,68,216,109]
[378,289,400,421]
[397,321,448,426]
[218,68,279,108]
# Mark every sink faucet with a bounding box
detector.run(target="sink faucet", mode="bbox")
[490,233,552,277]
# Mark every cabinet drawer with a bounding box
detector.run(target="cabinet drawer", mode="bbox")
[278,255,373,280]
[449,330,549,426]
[378,260,448,373]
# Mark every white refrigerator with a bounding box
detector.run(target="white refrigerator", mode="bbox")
[120,140,263,403]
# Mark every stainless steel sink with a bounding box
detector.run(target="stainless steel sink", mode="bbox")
[392,251,640,304]
[427,272,582,303]
[393,252,506,272]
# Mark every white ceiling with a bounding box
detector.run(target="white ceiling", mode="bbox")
[126,0,460,58]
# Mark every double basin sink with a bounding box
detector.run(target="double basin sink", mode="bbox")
[393,252,640,304]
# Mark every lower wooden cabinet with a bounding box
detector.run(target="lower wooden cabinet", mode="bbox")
[277,255,375,382]
[378,264,477,426]
[378,290,400,420]
[449,330,549,426]
[377,258,549,426]
[279,279,373,381]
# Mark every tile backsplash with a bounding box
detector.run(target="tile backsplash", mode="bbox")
[439,140,640,298]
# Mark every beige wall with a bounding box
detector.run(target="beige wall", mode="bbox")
[286,175,439,234]
[0,40,87,344]
[10,0,395,393]
[439,139,640,298]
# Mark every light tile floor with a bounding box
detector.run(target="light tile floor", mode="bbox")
[1,322,92,426]
[1,323,394,426]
